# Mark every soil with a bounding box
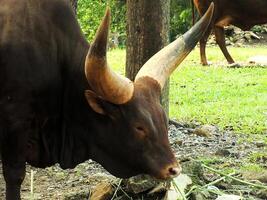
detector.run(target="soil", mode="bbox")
[0,121,266,199]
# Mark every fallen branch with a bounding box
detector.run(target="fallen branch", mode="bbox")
[185,172,235,197]
[250,32,261,40]
[111,179,122,200]
[201,172,236,189]
[169,119,184,128]
[201,163,267,190]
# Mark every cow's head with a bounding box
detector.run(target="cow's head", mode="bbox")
[84,4,214,179]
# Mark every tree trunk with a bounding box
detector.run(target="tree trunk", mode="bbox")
[126,0,170,115]
[70,0,78,14]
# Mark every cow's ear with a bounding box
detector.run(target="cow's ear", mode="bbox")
[85,90,106,115]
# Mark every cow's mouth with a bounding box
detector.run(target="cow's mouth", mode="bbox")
[90,142,181,179]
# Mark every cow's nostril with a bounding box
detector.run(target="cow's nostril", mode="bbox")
[168,167,181,177]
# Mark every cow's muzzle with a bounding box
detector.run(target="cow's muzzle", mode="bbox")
[157,162,182,180]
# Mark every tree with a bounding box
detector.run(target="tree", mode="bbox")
[126,0,170,114]
[77,0,126,43]
[170,0,192,41]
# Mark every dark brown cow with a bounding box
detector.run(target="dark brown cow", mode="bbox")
[192,0,267,65]
[0,0,213,199]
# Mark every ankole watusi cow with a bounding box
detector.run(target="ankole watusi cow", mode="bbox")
[0,0,214,199]
[192,0,267,65]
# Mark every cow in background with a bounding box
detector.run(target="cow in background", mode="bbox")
[192,0,267,65]
[0,0,213,199]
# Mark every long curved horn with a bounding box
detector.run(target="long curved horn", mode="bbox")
[135,3,214,89]
[85,8,134,104]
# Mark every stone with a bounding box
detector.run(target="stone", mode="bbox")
[215,148,231,157]
[123,175,164,194]
[255,141,266,148]
[193,125,218,138]
[90,182,115,200]
[174,139,183,146]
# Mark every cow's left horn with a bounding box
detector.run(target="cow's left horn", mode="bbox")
[85,8,134,104]
[135,3,214,89]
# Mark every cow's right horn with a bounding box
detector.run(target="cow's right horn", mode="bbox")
[85,8,134,104]
[135,3,214,89]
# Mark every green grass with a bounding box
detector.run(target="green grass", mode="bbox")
[240,163,266,173]
[107,46,267,135]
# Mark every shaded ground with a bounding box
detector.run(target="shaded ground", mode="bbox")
[0,121,266,199]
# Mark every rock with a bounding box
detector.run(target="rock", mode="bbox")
[123,175,164,194]
[173,139,183,146]
[215,194,241,200]
[215,148,231,157]
[193,125,218,138]
[90,182,115,200]
[255,141,267,148]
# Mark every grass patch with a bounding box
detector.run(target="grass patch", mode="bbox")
[240,163,266,173]
[108,46,267,135]
[249,151,267,163]
[197,156,224,165]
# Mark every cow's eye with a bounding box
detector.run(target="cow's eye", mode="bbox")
[135,126,147,138]
[136,126,145,132]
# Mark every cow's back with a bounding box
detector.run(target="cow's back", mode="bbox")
[194,0,267,30]
[0,0,89,165]
[0,0,87,113]
[0,1,62,136]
